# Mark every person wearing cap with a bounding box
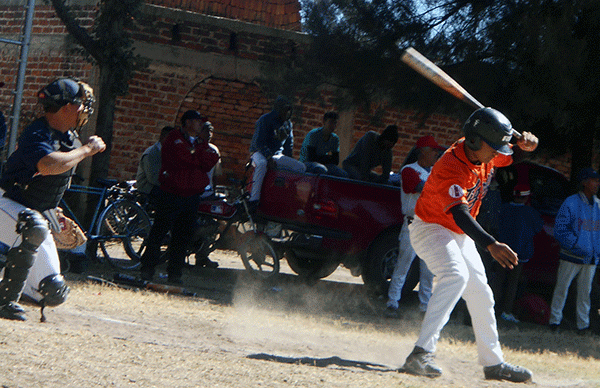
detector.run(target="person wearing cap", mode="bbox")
[385,135,445,318]
[299,111,347,177]
[400,108,538,382]
[248,96,306,205]
[548,167,600,334]
[493,183,543,323]
[139,110,220,284]
[342,125,399,183]
[0,78,104,321]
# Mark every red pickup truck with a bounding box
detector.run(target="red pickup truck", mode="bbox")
[255,168,408,294]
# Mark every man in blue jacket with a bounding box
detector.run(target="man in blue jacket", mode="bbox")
[248,96,306,205]
[549,167,600,334]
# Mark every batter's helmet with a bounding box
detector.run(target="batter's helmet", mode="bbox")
[463,107,514,155]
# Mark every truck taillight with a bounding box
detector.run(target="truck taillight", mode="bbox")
[312,200,338,219]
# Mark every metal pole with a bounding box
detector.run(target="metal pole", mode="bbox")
[7,0,36,157]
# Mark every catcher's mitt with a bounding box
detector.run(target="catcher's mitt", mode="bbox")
[50,208,87,250]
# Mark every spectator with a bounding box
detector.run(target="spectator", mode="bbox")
[139,110,220,284]
[248,96,306,206]
[386,135,444,318]
[342,125,398,183]
[199,122,224,199]
[299,111,347,177]
[494,183,543,323]
[136,126,174,200]
[0,78,102,321]
[548,167,600,334]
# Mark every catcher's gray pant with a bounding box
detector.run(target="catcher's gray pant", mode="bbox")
[549,260,597,330]
[387,221,433,312]
[409,216,504,367]
[0,194,61,303]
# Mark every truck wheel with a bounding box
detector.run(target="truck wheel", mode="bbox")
[361,229,420,298]
[285,250,339,283]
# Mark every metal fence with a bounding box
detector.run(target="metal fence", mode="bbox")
[0,0,35,162]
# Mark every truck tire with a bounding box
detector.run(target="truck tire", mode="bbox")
[361,229,420,298]
[285,250,339,283]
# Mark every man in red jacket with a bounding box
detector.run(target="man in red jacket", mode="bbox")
[140,110,220,284]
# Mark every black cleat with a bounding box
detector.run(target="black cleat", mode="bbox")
[0,302,27,321]
[401,346,442,378]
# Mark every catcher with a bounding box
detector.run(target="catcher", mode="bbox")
[0,78,105,321]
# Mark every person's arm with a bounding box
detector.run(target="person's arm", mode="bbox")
[450,203,518,269]
[143,148,162,187]
[401,167,425,193]
[282,124,294,157]
[36,136,105,176]
[378,150,392,182]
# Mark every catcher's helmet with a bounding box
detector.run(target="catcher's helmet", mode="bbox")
[38,78,95,117]
[463,107,514,155]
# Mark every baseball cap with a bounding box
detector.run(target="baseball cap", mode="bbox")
[577,167,600,182]
[416,135,445,150]
[38,78,82,108]
[513,183,531,197]
[181,110,206,124]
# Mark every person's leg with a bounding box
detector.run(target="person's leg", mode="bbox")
[272,154,306,173]
[166,195,201,281]
[342,163,361,180]
[324,164,348,178]
[304,162,327,174]
[575,264,597,330]
[548,260,579,326]
[417,259,434,313]
[409,219,469,353]
[459,237,503,367]
[249,152,267,202]
[500,263,523,316]
[387,223,415,309]
[140,190,178,279]
[22,235,63,303]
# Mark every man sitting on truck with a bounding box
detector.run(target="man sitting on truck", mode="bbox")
[299,111,348,177]
[342,125,398,183]
[248,96,306,207]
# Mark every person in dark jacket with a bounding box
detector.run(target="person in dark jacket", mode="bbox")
[548,167,600,334]
[248,96,306,205]
[139,110,219,284]
[342,125,398,183]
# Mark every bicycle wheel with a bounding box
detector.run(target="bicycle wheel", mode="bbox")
[237,232,280,280]
[95,199,151,270]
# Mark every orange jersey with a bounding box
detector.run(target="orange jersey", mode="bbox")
[414,138,512,234]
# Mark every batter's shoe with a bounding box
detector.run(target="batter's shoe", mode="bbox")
[484,362,532,383]
[401,346,442,378]
[0,302,27,321]
[384,306,401,319]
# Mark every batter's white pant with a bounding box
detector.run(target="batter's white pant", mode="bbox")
[549,260,597,330]
[409,216,504,367]
[387,221,434,312]
[0,194,61,303]
[249,152,306,202]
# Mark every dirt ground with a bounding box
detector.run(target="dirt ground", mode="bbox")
[1,249,599,388]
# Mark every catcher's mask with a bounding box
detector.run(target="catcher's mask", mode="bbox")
[38,78,95,128]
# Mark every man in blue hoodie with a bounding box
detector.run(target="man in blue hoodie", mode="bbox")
[248,96,306,205]
[549,167,600,334]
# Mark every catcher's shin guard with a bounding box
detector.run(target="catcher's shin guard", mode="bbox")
[0,209,49,306]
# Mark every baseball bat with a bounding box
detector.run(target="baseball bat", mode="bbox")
[401,47,522,139]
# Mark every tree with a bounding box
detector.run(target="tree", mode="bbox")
[299,0,600,181]
[47,0,147,187]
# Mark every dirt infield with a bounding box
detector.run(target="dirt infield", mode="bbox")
[0,249,599,388]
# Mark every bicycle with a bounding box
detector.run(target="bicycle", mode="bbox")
[59,179,152,271]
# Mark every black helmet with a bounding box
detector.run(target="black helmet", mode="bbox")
[463,107,514,155]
